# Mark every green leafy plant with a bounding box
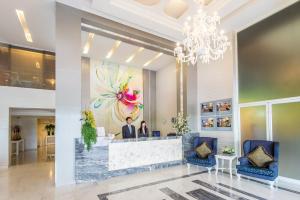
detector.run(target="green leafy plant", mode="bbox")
[45,124,55,136]
[81,110,97,151]
[222,146,235,155]
[172,112,190,135]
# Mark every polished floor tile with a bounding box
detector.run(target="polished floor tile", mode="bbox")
[1,150,300,200]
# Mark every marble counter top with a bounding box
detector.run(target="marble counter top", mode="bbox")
[110,136,181,143]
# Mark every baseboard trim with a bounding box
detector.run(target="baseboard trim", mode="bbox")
[0,162,9,169]
[278,176,300,186]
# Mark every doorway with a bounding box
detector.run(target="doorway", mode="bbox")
[9,108,55,165]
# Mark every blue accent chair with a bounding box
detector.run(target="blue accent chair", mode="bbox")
[186,137,217,173]
[236,140,279,186]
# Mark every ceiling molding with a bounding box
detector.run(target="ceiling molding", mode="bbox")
[109,0,182,31]
[135,0,160,6]
[81,24,174,56]
[164,0,189,19]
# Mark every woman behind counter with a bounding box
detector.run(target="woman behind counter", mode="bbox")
[138,120,149,138]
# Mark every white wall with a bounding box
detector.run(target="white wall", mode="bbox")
[0,86,55,168]
[156,62,177,136]
[11,116,38,150]
[197,33,235,150]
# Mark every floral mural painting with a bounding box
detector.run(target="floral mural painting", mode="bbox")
[90,61,143,130]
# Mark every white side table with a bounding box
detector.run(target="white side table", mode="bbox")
[11,139,25,156]
[215,154,237,179]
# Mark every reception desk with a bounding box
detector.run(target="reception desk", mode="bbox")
[75,136,183,183]
[109,137,182,170]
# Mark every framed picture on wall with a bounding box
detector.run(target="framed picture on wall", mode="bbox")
[200,98,233,131]
[201,117,215,130]
[216,99,232,115]
[201,102,215,116]
[216,116,232,131]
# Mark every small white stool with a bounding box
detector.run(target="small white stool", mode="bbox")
[215,154,237,179]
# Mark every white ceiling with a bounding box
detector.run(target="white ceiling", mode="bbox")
[0,0,55,51]
[0,0,298,64]
[82,31,175,71]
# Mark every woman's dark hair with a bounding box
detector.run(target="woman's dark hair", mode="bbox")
[139,120,147,131]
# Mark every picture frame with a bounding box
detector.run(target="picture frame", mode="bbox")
[200,98,233,131]
[201,117,215,130]
[216,99,232,115]
[201,102,215,116]
[216,115,232,131]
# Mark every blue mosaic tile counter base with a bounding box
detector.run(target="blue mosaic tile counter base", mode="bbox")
[75,138,183,183]
[182,132,200,163]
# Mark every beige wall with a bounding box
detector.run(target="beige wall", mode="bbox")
[37,118,55,147]
[197,32,235,150]
[156,61,177,136]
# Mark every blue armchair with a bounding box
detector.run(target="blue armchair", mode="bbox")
[186,137,217,173]
[236,140,279,185]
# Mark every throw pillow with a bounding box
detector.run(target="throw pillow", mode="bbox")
[195,142,212,158]
[247,146,274,168]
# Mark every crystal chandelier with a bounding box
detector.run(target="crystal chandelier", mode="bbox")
[174,0,230,65]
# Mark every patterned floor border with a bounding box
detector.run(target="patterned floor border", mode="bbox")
[97,167,300,200]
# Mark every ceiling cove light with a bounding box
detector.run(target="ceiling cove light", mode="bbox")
[106,41,122,59]
[164,0,188,19]
[174,0,230,64]
[135,0,160,6]
[143,52,163,67]
[126,47,144,63]
[82,33,95,54]
[16,9,33,43]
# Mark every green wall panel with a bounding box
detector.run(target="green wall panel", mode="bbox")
[273,102,300,180]
[240,106,267,149]
[238,2,300,103]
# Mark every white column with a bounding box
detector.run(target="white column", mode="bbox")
[55,3,82,186]
[0,107,9,168]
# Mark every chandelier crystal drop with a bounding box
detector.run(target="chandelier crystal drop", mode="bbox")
[174,1,230,65]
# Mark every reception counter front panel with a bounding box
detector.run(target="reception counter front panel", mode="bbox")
[75,136,183,183]
[109,138,182,170]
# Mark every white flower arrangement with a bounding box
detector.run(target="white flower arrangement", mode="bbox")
[172,112,190,135]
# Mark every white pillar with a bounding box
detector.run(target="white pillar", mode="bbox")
[55,3,82,186]
[0,107,9,168]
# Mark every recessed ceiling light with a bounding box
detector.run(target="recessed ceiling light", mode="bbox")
[82,33,95,54]
[126,47,144,63]
[143,52,163,67]
[106,41,122,59]
[16,9,33,43]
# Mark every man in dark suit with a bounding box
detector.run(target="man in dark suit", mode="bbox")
[122,117,136,139]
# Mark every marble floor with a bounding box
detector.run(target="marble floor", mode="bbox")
[1,152,300,200]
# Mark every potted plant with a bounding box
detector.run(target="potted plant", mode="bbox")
[12,125,22,141]
[172,112,190,136]
[81,110,97,151]
[45,124,55,136]
[172,112,200,162]
[222,146,235,155]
